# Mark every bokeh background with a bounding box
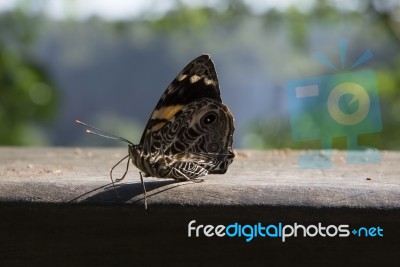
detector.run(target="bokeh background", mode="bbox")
[1,0,399,150]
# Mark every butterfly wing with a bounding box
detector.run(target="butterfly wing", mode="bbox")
[138,54,234,178]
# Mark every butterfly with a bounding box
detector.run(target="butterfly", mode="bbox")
[76,54,235,209]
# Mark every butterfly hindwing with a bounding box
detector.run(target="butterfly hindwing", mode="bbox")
[158,98,234,175]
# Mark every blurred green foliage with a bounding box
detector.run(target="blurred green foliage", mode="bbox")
[0,0,399,150]
[0,7,57,145]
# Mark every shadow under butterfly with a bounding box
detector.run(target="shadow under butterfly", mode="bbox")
[68,180,189,206]
[76,54,235,210]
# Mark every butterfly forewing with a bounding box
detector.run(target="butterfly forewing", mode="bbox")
[140,54,222,144]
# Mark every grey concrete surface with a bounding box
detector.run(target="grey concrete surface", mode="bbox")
[0,147,399,209]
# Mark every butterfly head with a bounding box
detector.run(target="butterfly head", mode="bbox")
[128,144,141,161]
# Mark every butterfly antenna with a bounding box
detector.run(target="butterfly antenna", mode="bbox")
[75,120,134,145]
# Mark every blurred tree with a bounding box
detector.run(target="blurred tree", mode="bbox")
[0,7,57,145]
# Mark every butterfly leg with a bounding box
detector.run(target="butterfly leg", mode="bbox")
[139,171,148,211]
[114,156,131,183]
[109,155,130,198]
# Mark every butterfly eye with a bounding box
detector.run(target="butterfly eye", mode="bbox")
[202,112,218,125]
